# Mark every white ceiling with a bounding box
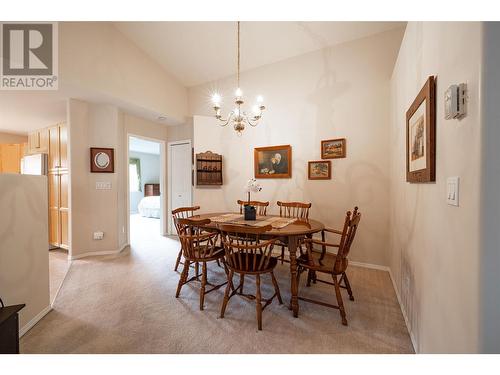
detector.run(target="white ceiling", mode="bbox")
[0,91,67,134]
[129,136,160,155]
[114,21,406,87]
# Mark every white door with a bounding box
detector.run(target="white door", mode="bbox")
[170,142,192,233]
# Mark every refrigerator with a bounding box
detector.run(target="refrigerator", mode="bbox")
[21,153,48,175]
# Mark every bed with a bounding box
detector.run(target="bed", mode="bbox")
[138,183,161,218]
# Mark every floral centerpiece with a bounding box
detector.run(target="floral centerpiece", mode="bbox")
[243,178,262,220]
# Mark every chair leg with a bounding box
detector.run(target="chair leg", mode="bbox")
[280,245,285,264]
[220,270,233,318]
[174,249,183,271]
[256,274,263,330]
[270,271,283,304]
[343,272,354,301]
[194,262,200,280]
[306,269,313,287]
[199,262,207,310]
[239,274,245,294]
[176,260,190,298]
[332,274,348,326]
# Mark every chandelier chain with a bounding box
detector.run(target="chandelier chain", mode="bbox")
[237,21,240,88]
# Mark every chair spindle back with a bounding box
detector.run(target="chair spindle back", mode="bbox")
[172,206,201,235]
[218,224,276,272]
[174,217,219,261]
[237,200,270,216]
[277,201,311,220]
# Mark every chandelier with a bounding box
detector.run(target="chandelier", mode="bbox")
[211,21,266,135]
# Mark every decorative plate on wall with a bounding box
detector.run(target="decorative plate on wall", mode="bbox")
[90,147,114,173]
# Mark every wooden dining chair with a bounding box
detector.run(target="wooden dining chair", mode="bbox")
[237,200,270,216]
[174,217,228,310]
[218,224,283,330]
[172,206,201,271]
[296,207,361,326]
[276,201,312,264]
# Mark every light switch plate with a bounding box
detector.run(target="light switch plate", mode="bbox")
[93,231,104,240]
[446,177,459,206]
[96,181,112,190]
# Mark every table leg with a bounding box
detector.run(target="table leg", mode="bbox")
[288,235,299,318]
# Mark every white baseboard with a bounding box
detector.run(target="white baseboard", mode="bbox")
[19,305,52,337]
[70,243,129,260]
[349,260,390,272]
[387,268,418,353]
[349,260,417,353]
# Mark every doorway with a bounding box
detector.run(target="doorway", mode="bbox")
[168,140,193,234]
[128,135,166,241]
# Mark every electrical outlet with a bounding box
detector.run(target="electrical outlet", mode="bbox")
[93,231,104,240]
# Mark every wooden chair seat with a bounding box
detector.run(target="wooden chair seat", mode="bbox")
[298,250,348,274]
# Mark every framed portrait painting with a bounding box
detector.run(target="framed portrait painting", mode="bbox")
[406,76,436,183]
[254,145,292,178]
[321,138,346,159]
[308,160,331,180]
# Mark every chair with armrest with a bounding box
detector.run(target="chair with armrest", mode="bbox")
[172,206,201,271]
[297,207,361,326]
[174,217,228,310]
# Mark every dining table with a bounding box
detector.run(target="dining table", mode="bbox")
[189,212,325,318]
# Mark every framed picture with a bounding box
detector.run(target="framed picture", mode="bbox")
[90,147,115,173]
[308,160,331,180]
[406,76,436,183]
[254,145,292,178]
[321,138,346,159]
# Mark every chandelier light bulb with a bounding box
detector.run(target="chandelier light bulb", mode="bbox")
[211,93,221,105]
[235,87,243,98]
[256,95,264,103]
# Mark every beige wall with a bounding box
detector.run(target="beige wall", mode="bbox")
[68,98,171,258]
[68,99,122,258]
[189,29,405,267]
[0,132,28,144]
[389,22,482,353]
[60,22,188,124]
[0,174,50,333]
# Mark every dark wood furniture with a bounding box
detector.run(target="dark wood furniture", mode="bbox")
[237,200,269,216]
[144,183,160,197]
[0,304,25,354]
[218,224,282,330]
[174,217,228,310]
[189,213,324,318]
[196,151,223,185]
[172,206,201,271]
[297,207,361,325]
[277,201,312,264]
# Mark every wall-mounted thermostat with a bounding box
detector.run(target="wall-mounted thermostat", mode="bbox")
[445,83,467,120]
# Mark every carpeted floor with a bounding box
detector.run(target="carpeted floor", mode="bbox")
[21,214,414,354]
[49,248,70,304]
